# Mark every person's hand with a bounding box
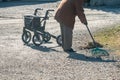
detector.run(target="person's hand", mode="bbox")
[80,17,88,26]
[81,19,88,26]
[83,21,88,26]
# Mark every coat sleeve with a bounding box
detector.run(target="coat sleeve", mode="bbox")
[75,0,87,24]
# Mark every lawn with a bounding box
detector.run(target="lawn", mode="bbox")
[94,25,120,55]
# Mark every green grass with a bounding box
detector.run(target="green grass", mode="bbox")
[94,25,120,55]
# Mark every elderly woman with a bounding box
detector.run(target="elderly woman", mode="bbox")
[55,0,88,52]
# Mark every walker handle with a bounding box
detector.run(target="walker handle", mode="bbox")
[34,8,43,15]
[44,9,54,19]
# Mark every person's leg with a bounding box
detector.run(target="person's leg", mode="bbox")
[60,23,73,51]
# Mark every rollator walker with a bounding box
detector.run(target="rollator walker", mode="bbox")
[22,8,62,46]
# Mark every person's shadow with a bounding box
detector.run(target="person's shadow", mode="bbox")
[66,52,117,62]
[25,43,117,62]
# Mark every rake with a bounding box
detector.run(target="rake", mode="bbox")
[85,24,109,58]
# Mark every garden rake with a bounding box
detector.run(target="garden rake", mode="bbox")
[85,24,109,58]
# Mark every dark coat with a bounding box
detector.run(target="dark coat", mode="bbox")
[55,0,87,29]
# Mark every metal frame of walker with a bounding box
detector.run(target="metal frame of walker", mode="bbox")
[22,8,62,46]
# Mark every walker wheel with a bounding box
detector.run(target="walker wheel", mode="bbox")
[22,31,31,44]
[43,32,51,42]
[32,34,43,46]
[56,35,62,46]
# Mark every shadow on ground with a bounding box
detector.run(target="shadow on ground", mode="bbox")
[0,1,120,14]
[26,43,61,52]
[67,52,117,62]
[86,6,120,14]
[0,1,59,8]
[25,43,117,62]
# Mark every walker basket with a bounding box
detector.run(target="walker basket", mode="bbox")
[24,15,41,31]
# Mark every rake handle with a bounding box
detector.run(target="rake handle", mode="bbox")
[85,25,96,46]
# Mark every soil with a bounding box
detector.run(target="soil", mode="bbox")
[0,1,120,80]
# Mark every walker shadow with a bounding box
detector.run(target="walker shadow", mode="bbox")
[26,43,60,52]
[66,52,117,62]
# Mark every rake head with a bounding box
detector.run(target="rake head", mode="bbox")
[91,47,109,57]
[80,42,109,57]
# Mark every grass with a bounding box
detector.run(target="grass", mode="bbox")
[94,25,120,55]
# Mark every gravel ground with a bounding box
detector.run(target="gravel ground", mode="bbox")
[0,1,120,80]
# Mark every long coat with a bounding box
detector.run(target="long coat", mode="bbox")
[55,0,87,29]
